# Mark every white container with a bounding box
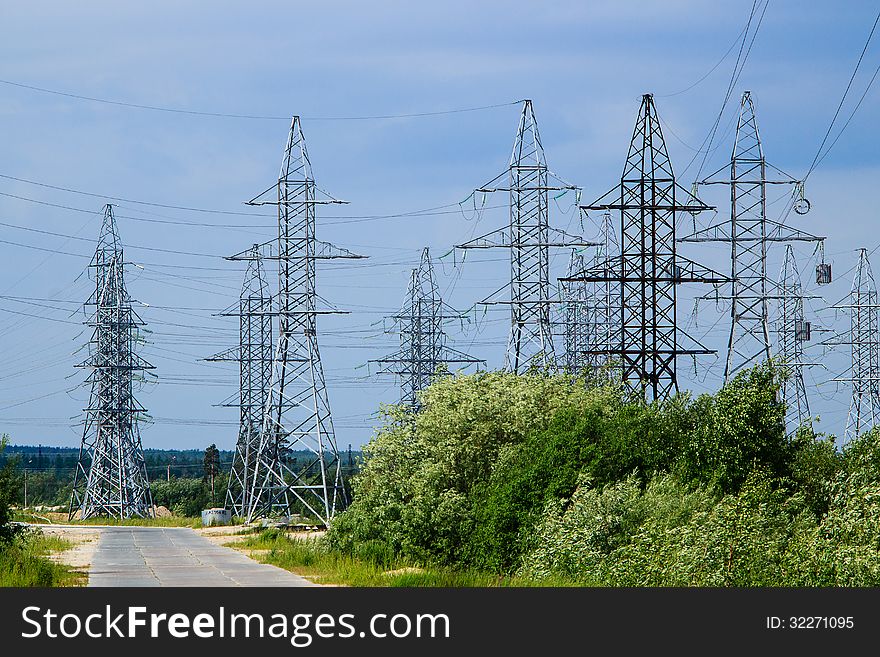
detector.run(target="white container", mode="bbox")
[201,508,232,526]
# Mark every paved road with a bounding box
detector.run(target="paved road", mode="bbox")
[88,527,316,587]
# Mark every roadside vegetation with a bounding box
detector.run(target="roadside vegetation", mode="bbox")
[0,439,85,586]
[0,531,85,587]
[263,362,880,587]
[237,529,574,587]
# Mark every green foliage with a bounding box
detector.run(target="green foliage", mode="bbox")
[520,472,822,586]
[240,529,573,587]
[679,363,789,492]
[0,436,25,544]
[327,371,620,566]
[0,529,83,587]
[468,407,605,572]
[324,363,880,586]
[787,428,841,517]
[150,476,214,517]
[203,444,220,479]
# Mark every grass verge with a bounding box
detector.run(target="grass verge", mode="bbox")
[0,530,86,587]
[13,510,202,528]
[71,516,202,528]
[234,528,575,587]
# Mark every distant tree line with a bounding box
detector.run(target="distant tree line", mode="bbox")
[0,443,362,514]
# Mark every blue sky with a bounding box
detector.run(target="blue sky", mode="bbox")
[0,0,878,450]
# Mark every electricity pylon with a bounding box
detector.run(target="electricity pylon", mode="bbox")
[69,204,154,520]
[208,245,273,517]
[777,245,812,430]
[374,247,482,411]
[456,100,594,373]
[558,249,590,376]
[832,249,880,439]
[240,117,365,525]
[565,94,726,402]
[680,91,823,382]
[585,211,620,374]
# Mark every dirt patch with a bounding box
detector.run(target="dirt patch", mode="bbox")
[42,511,70,524]
[39,525,102,581]
[195,524,252,547]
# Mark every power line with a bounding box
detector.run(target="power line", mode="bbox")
[805,9,880,180]
[0,78,522,121]
[691,0,769,181]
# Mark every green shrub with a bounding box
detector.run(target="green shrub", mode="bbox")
[150,477,210,517]
[327,363,856,584]
[521,472,816,586]
[326,372,622,566]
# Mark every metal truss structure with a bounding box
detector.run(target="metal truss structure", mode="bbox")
[585,211,621,374]
[565,94,726,402]
[208,245,273,517]
[239,117,365,525]
[374,247,482,411]
[456,100,594,373]
[777,245,812,430]
[558,249,590,376]
[833,249,880,440]
[69,204,154,520]
[680,91,823,383]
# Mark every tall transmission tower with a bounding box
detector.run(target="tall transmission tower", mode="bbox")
[558,249,590,376]
[456,100,593,373]
[585,211,620,374]
[69,204,154,520]
[777,245,812,430]
[374,247,482,411]
[239,117,364,525]
[680,91,823,382]
[208,245,273,517]
[833,249,880,439]
[565,94,726,402]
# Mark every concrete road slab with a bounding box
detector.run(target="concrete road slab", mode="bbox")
[87,527,316,587]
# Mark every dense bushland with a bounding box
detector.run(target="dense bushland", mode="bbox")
[326,364,880,585]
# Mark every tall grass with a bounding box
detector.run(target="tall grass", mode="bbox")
[237,529,575,587]
[0,531,85,587]
[13,510,205,528]
[72,516,202,528]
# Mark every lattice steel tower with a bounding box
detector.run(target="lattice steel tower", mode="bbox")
[558,249,590,376]
[208,245,273,517]
[834,249,880,439]
[456,100,592,373]
[242,117,363,525]
[568,94,726,401]
[585,211,620,374]
[374,248,482,411]
[69,204,154,520]
[777,245,811,430]
[681,91,821,382]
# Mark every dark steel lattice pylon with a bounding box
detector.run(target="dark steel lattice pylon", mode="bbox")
[69,204,154,520]
[208,245,273,517]
[777,245,811,430]
[374,248,482,411]
[242,117,364,525]
[681,91,822,383]
[456,100,593,373]
[566,94,726,401]
[833,249,880,439]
